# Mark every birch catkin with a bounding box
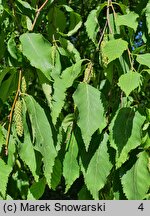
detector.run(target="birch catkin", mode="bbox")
[21,76,27,94]
[100,40,109,68]
[14,100,23,137]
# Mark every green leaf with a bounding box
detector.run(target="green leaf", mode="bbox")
[62,113,74,132]
[7,135,16,167]
[0,67,12,86]
[16,0,34,21]
[59,5,82,37]
[18,100,39,181]
[78,185,93,200]
[85,3,106,45]
[48,6,66,40]
[6,195,13,200]
[142,69,150,74]
[38,71,53,108]
[0,71,18,103]
[0,127,16,167]
[118,71,141,97]
[73,83,106,151]
[59,38,81,62]
[85,7,100,45]
[0,125,5,152]
[7,35,18,60]
[51,60,83,125]
[85,134,112,200]
[10,170,29,199]
[145,2,150,34]
[51,158,62,190]
[116,12,139,31]
[121,151,150,199]
[136,54,150,68]
[20,33,52,80]
[118,53,130,75]
[50,46,62,79]
[16,0,33,10]
[102,39,128,63]
[27,177,46,200]
[109,108,145,168]
[24,95,57,187]
[63,132,80,192]
[0,160,12,198]
[0,33,6,60]
[26,16,33,31]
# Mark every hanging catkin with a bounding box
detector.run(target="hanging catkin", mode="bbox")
[21,76,27,94]
[100,34,109,68]
[83,62,93,83]
[14,99,23,137]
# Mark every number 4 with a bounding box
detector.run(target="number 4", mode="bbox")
[138,203,144,211]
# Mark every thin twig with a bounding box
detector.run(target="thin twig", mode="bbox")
[110,1,117,18]
[5,70,22,155]
[107,0,113,34]
[31,0,49,31]
[97,20,108,51]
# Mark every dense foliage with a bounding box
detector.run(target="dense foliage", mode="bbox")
[0,0,150,200]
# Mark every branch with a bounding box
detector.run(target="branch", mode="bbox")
[97,0,113,50]
[97,20,108,51]
[110,1,117,18]
[5,69,22,155]
[31,0,49,31]
[107,0,113,34]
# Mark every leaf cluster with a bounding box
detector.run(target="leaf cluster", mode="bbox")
[0,0,150,200]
